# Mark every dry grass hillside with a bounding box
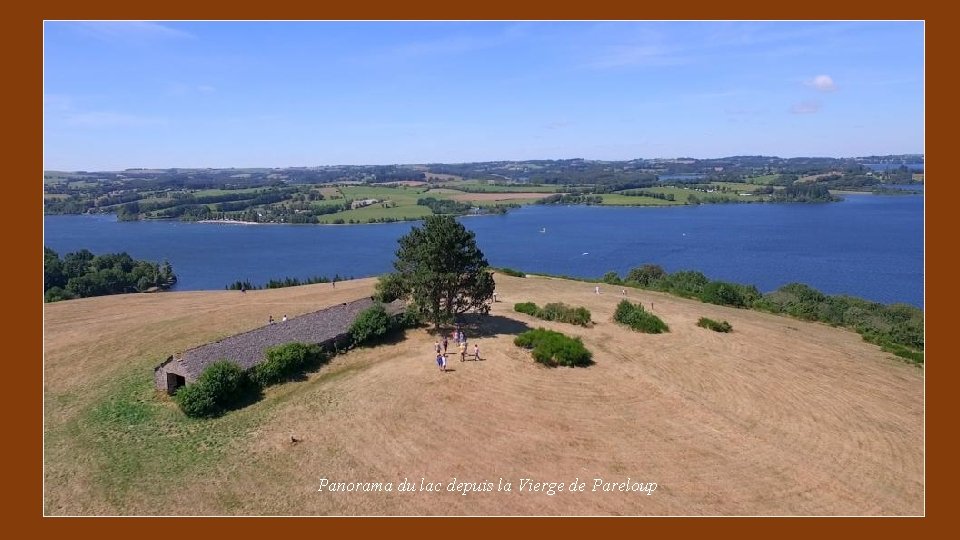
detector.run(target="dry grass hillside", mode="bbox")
[43,274,924,516]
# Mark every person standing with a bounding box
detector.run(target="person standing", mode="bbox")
[474,343,480,361]
[435,340,441,354]
[436,352,444,372]
[282,314,287,322]
[268,315,274,324]
[460,341,467,362]
[443,336,449,353]
[441,353,448,372]
[595,285,600,295]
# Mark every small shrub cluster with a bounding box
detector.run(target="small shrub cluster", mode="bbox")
[755,283,923,363]
[514,328,593,367]
[513,301,592,327]
[496,267,527,278]
[608,266,922,364]
[613,265,760,307]
[349,303,393,346]
[174,360,256,419]
[514,302,539,316]
[613,300,669,333]
[697,317,733,333]
[177,342,327,418]
[250,343,325,386]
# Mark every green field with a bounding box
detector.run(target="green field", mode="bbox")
[190,187,267,197]
[316,204,434,224]
[313,185,435,223]
[713,182,764,192]
[437,180,559,193]
[743,174,780,185]
[599,194,682,206]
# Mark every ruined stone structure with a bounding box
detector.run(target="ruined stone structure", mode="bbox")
[154,297,403,394]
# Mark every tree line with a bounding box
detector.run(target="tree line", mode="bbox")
[600,264,923,363]
[44,247,177,302]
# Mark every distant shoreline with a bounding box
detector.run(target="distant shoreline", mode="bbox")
[195,219,265,225]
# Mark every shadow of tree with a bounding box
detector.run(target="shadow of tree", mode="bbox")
[458,313,532,338]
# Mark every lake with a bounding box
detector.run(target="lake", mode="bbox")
[43,193,924,307]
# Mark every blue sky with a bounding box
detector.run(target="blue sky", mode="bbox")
[43,21,924,170]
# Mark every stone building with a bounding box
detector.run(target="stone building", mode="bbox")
[154,297,403,394]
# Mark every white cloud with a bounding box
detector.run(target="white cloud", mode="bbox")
[806,74,837,92]
[790,100,822,114]
[70,21,194,44]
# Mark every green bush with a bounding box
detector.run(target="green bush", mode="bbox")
[496,267,526,278]
[540,302,592,326]
[175,360,253,418]
[613,300,669,333]
[656,270,710,298]
[697,317,733,333]
[625,264,666,287]
[349,303,393,346]
[701,281,760,308]
[514,302,539,316]
[755,283,924,360]
[250,342,324,387]
[514,328,592,367]
[374,272,408,303]
[602,271,622,284]
[513,301,592,326]
[396,304,423,329]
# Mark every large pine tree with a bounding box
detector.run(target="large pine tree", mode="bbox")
[379,215,494,329]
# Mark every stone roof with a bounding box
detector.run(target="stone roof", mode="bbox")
[161,298,403,382]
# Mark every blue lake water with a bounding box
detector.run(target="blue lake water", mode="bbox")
[43,193,924,307]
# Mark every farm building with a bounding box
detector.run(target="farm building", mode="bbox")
[154,297,404,394]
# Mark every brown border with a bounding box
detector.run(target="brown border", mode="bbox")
[22,4,942,538]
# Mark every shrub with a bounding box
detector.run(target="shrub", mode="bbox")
[349,303,393,346]
[656,270,709,298]
[396,304,423,329]
[513,301,592,326]
[514,328,592,367]
[374,272,407,303]
[175,360,253,418]
[613,300,669,333]
[250,342,324,387]
[540,302,592,326]
[701,281,759,308]
[697,317,733,333]
[514,302,539,316]
[602,271,622,284]
[496,267,526,278]
[625,264,666,287]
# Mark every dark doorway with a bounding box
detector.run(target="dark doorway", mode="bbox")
[166,373,186,394]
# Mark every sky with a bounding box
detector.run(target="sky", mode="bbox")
[43,21,924,171]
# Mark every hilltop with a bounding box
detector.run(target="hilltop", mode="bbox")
[43,274,923,515]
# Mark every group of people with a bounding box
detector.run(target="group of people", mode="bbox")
[434,325,481,372]
[268,314,288,324]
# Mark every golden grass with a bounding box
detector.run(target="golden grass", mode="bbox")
[43,275,923,515]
